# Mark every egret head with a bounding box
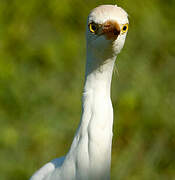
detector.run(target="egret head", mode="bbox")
[86,5,129,59]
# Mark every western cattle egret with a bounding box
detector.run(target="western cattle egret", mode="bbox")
[30,4,129,180]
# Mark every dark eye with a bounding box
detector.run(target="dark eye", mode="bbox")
[89,23,98,33]
[91,25,97,31]
[123,26,127,31]
[121,24,128,33]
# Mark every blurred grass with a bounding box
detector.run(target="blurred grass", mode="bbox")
[0,0,175,179]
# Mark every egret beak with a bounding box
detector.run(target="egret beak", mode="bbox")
[101,20,121,40]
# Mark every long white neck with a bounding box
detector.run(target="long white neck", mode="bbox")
[66,48,116,180]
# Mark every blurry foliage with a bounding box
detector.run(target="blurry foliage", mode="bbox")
[0,0,175,179]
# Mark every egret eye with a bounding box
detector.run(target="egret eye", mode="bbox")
[89,23,98,33]
[121,24,129,33]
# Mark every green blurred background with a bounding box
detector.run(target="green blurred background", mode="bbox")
[0,0,175,179]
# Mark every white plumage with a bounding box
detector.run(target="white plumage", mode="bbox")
[30,4,129,180]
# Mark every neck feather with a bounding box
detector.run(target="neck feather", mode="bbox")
[67,51,116,180]
[84,52,116,95]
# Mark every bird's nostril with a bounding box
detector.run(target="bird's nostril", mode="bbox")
[104,24,111,28]
[114,29,120,35]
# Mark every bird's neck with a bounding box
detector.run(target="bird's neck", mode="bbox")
[84,52,116,95]
[68,51,116,179]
